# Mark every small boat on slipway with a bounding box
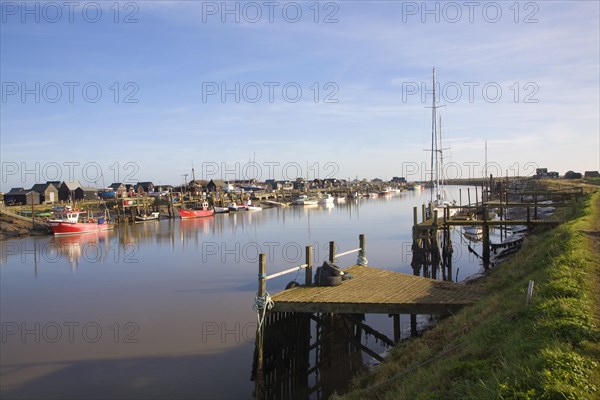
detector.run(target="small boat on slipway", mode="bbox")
[48,207,114,235]
[179,202,215,219]
[135,212,160,223]
[245,200,262,211]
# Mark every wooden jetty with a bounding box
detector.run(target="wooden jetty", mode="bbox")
[252,234,484,399]
[271,265,482,315]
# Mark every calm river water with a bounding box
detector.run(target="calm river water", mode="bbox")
[1,186,491,399]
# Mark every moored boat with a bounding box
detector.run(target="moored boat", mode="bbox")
[48,208,113,235]
[228,202,246,211]
[245,200,262,211]
[135,212,160,222]
[379,187,394,196]
[463,225,483,238]
[293,195,318,206]
[318,193,334,205]
[179,202,215,219]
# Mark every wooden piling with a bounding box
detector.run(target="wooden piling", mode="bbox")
[413,206,418,227]
[359,234,365,255]
[329,241,336,263]
[482,206,490,270]
[393,314,400,342]
[255,253,266,399]
[305,246,313,286]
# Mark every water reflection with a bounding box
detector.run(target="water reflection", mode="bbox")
[52,231,114,271]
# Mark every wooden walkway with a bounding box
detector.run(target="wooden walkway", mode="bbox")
[270,265,485,315]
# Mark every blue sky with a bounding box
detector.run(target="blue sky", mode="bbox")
[1,0,599,190]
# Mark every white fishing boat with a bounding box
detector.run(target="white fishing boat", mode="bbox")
[213,206,229,213]
[135,212,160,222]
[293,195,318,206]
[463,225,483,239]
[334,196,346,203]
[318,193,334,205]
[228,202,246,211]
[379,187,394,196]
[245,200,262,211]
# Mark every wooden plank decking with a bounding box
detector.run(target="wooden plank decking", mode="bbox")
[270,265,485,315]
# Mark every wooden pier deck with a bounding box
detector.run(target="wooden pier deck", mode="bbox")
[270,265,484,315]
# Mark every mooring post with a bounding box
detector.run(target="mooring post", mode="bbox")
[305,246,313,285]
[358,233,366,265]
[393,314,401,343]
[459,188,462,207]
[413,206,418,227]
[475,185,479,206]
[255,253,266,399]
[482,206,490,270]
[421,204,426,222]
[467,187,471,207]
[359,233,365,254]
[329,241,336,263]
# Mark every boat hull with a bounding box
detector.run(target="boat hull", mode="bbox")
[179,209,215,219]
[49,222,114,235]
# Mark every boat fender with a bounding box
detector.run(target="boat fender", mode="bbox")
[314,267,342,286]
[322,260,342,276]
[285,281,300,290]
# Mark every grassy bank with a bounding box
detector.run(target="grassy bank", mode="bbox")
[337,190,599,400]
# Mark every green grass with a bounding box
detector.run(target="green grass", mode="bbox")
[337,190,600,400]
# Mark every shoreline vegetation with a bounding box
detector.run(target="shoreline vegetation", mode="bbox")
[336,185,599,400]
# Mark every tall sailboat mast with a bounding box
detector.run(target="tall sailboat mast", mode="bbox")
[430,67,437,203]
[439,115,444,196]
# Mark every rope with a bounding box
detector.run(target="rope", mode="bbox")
[253,292,274,331]
[357,252,368,266]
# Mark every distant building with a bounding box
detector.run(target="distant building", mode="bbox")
[30,182,59,204]
[324,178,339,187]
[584,171,600,178]
[109,183,126,196]
[548,172,559,179]
[189,180,208,194]
[134,182,155,193]
[58,181,82,201]
[206,179,225,193]
[535,168,549,179]
[564,171,582,179]
[391,177,407,184]
[4,190,40,205]
[77,187,99,200]
[265,179,280,190]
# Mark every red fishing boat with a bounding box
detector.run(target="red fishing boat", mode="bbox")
[48,206,114,235]
[179,201,215,219]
